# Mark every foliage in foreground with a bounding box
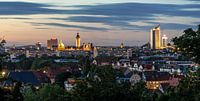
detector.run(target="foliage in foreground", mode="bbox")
[0,66,199,101]
[23,67,200,101]
[172,24,200,63]
[23,85,70,101]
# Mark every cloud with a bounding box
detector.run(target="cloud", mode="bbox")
[0,2,64,15]
[29,22,108,31]
[65,3,200,17]
[52,3,200,30]
[0,2,199,31]
[35,28,49,30]
[0,17,31,20]
[186,0,200,1]
[146,22,196,30]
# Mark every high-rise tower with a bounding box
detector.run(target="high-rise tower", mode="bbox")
[76,33,81,48]
[47,38,58,50]
[150,25,161,49]
[161,34,168,48]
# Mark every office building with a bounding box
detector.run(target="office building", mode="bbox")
[150,25,161,49]
[47,38,58,50]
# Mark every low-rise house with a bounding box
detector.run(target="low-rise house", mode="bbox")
[112,59,131,69]
[129,72,142,86]
[117,68,133,83]
[96,57,113,66]
[3,71,50,89]
[143,64,154,71]
[64,78,76,91]
[46,67,71,83]
[64,78,84,91]
[128,63,144,72]
[54,59,79,63]
[169,74,184,87]
[143,71,170,90]
[117,69,142,85]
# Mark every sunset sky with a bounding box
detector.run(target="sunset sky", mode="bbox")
[0,0,200,46]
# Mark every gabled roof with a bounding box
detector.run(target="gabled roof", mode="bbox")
[5,71,49,86]
[33,71,50,83]
[143,64,153,70]
[144,71,170,81]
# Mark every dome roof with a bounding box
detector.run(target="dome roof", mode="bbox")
[76,33,80,38]
[58,40,65,47]
[1,39,6,44]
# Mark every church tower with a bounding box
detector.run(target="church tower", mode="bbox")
[76,33,81,48]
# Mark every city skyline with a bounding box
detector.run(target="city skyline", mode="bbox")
[0,0,200,46]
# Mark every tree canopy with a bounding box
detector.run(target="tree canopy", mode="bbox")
[23,84,70,101]
[172,24,200,63]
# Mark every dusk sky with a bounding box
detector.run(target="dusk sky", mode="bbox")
[0,0,200,46]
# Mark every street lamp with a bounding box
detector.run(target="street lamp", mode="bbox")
[2,71,6,77]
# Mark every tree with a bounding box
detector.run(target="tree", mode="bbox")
[12,82,24,101]
[71,66,152,101]
[0,38,7,71]
[55,72,72,88]
[129,82,153,101]
[0,87,7,100]
[172,24,200,63]
[23,84,71,101]
[31,58,53,70]
[0,52,9,71]
[38,84,69,101]
[23,87,38,101]
[157,71,200,101]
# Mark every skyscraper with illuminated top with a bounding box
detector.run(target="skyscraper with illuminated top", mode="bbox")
[161,34,168,48]
[150,25,161,49]
[76,33,81,48]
